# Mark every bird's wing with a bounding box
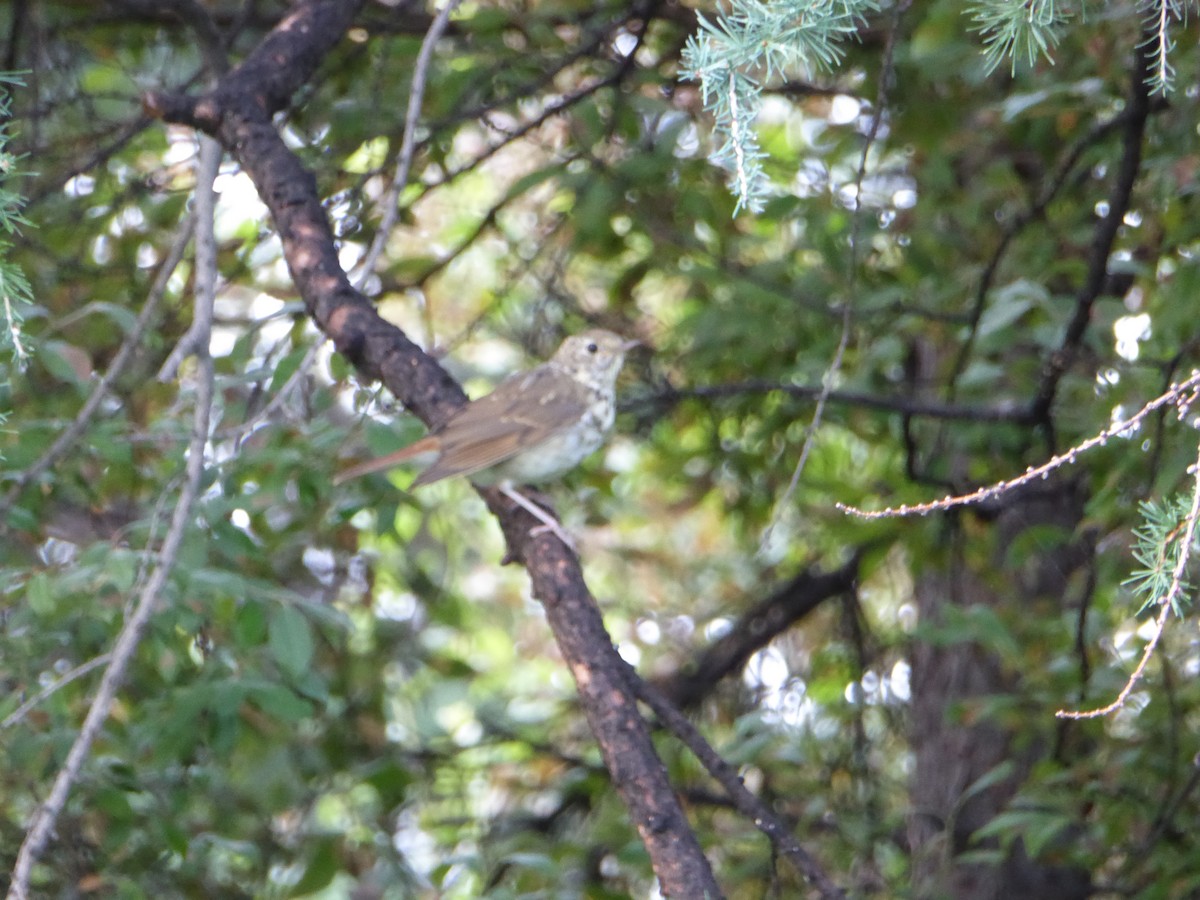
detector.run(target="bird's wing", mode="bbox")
[413,367,588,485]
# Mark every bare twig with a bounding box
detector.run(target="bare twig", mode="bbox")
[839,370,1200,519]
[382,56,637,263]
[0,654,112,731]
[158,172,219,378]
[1056,595,1172,720]
[6,135,221,900]
[1056,437,1200,719]
[759,0,910,556]
[354,0,464,290]
[219,338,324,447]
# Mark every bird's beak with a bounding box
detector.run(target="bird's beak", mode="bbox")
[621,338,642,352]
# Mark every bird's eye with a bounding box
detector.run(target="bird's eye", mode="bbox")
[586,342,598,353]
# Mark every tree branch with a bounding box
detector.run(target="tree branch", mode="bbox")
[635,380,1034,425]
[1027,25,1158,432]
[654,556,861,710]
[626,661,846,899]
[5,134,221,900]
[947,110,1131,396]
[145,2,721,893]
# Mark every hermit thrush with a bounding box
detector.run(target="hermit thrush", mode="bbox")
[337,329,638,544]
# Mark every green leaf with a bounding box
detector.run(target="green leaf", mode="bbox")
[288,838,339,896]
[269,345,312,393]
[978,279,1048,337]
[269,604,314,679]
[973,807,1072,858]
[38,340,90,387]
[244,678,313,723]
[25,572,55,616]
[233,598,268,647]
[960,761,1015,804]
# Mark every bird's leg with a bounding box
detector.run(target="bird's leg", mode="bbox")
[498,483,576,551]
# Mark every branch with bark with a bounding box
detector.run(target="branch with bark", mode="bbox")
[1027,25,1158,434]
[655,556,861,710]
[144,2,729,894]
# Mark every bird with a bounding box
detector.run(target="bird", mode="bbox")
[337,329,639,546]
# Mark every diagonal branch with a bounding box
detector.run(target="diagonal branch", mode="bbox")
[0,214,194,521]
[5,134,221,900]
[947,111,1132,396]
[626,661,846,899]
[655,556,861,710]
[145,2,720,894]
[1027,25,1158,433]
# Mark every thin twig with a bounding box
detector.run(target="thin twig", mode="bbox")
[5,136,220,900]
[1056,438,1200,719]
[158,202,216,379]
[220,338,325,447]
[0,654,113,731]
[758,0,911,555]
[373,47,637,276]
[839,370,1200,519]
[354,0,464,290]
[945,111,1131,395]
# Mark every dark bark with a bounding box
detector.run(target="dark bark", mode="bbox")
[908,480,1095,900]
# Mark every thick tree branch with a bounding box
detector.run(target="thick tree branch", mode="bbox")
[146,2,720,894]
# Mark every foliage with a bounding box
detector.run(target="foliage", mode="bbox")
[681,0,880,211]
[685,1,1196,211]
[966,1,1194,92]
[0,72,33,402]
[1125,494,1198,615]
[968,0,1071,76]
[2,1,1200,897]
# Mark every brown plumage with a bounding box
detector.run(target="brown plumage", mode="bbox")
[337,329,637,488]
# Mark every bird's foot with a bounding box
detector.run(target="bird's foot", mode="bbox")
[498,484,576,551]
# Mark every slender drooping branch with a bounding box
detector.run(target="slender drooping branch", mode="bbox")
[655,556,861,710]
[626,661,846,899]
[6,135,221,900]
